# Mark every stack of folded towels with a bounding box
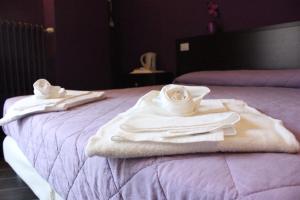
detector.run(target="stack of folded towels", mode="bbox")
[0,79,105,126]
[112,85,240,143]
[86,84,300,158]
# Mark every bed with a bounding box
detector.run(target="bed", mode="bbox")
[2,21,300,200]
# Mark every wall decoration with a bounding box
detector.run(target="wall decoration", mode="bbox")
[207,0,222,33]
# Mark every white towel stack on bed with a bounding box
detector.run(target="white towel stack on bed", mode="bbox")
[112,84,240,143]
[86,84,300,158]
[0,79,106,126]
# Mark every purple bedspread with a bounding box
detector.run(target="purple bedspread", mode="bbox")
[174,69,300,88]
[2,80,300,199]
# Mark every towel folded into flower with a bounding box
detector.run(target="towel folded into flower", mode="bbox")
[33,79,67,99]
[85,85,300,158]
[0,79,106,126]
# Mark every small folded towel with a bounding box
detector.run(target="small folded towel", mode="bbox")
[120,111,239,134]
[33,79,66,99]
[111,128,231,143]
[0,80,106,126]
[85,85,240,147]
[110,101,239,143]
[114,85,237,143]
[159,84,210,116]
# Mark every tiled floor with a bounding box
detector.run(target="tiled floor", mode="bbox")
[0,160,38,200]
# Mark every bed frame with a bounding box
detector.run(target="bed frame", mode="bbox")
[176,21,300,76]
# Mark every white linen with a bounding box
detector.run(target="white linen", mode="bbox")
[33,79,66,99]
[111,128,227,143]
[85,89,300,158]
[112,126,237,144]
[120,112,239,133]
[3,136,63,200]
[116,87,239,143]
[0,90,105,126]
[159,84,210,116]
[117,111,240,143]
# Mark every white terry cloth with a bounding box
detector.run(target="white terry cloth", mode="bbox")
[116,87,239,142]
[33,79,66,99]
[159,84,210,116]
[112,128,227,144]
[0,90,105,126]
[115,112,239,143]
[85,87,299,158]
[120,112,240,134]
[85,89,238,155]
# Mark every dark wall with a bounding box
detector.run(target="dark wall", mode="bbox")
[43,0,55,27]
[1,0,300,89]
[0,0,111,90]
[0,0,44,159]
[0,0,43,24]
[116,0,300,75]
[116,0,209,74]
[54,0,111,90]
[220,0,300,31]
[42,0,56,83]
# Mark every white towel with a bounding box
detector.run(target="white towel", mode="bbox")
[92,85,238,144]
[120,112,239,134]
[0,81,106,126]
[116,85,237,142]
[33,79,66,99]
[85,89,300,158]
[159,84,210,116]
[111,128,228,143]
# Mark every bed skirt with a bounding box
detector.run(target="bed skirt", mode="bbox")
[3,136,63,200]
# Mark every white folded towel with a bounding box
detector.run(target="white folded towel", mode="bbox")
[114,85,237,143]
[111,128,230,143]
[159,84,210,116]
[104,85,236,142]
[33,79,66,99]
[120,112,240,134]
[0,80,106,126]
[85,88,300,158]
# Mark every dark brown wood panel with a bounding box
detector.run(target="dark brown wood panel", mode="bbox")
[176,21,300,75]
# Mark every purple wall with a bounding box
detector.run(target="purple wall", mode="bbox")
[42,0,56,83]
[1,0,300,88]
[54,0,111,90]
[220,0,300,31]
[43,0,55,27]
[0,0,43,24]
[117,0,209,74]
[0,0,111,90]
[117,0,300,74]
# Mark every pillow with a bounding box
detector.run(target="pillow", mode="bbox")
[173,69,300,88]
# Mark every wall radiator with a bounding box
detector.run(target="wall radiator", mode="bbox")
[0,19,48,157]
[0,19,47,99]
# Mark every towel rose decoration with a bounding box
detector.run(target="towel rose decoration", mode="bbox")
[159,84,210,116]
[33,79,66,99]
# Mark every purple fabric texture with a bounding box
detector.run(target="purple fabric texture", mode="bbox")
[2,84,300,200]
[174,69,300,88]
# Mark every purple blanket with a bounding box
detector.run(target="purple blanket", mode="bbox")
[2,77,300,199]
[174,69,300,88]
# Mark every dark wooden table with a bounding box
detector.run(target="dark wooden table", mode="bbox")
[128,71,174,87]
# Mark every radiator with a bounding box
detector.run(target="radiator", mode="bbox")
[0,19,47,98]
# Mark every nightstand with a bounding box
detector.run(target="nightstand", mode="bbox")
[128,71,174,87]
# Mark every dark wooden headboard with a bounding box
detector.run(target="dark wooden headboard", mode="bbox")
[176,21,300,76]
